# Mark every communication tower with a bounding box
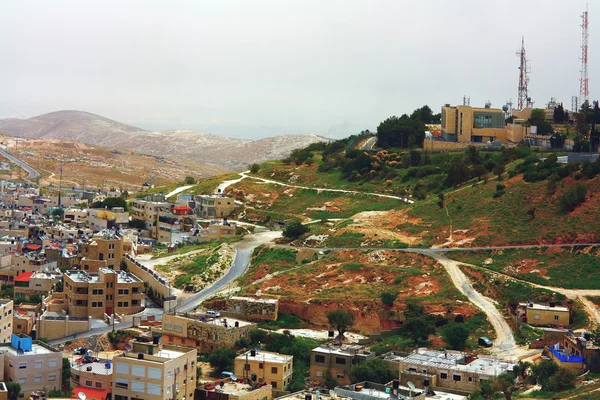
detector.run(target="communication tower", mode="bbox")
[516,37,531,110]
[580,5,590,104]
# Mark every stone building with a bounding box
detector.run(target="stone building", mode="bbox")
[225,297,278,321]
[309,344,374,386]
[235,349,293,389]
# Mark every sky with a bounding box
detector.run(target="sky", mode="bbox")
[0,0,597,138]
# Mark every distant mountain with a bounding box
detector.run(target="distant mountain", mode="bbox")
[0,110,330,170]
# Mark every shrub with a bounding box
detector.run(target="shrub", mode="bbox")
[249,163,260,174]
[493,190,505,198]
[282,221,309,240]
[381,292,397,306]
[559,183,588,213]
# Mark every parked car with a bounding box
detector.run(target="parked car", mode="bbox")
[220,371,236,380]
[478,337,493,347]
[74,347,88,355]
[205,310,220,318]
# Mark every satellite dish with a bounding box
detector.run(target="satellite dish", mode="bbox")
[230,374,237,381]
[78,392,87,400]
[407,381,415,390]
[125,344,133,352]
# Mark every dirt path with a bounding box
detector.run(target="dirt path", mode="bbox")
[223,171,414,203]
[165,184,194,199]
[424,251,518,357]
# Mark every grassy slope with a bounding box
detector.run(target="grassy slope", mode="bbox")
[448,247,600,289]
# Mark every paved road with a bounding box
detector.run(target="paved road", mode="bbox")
[172,231,281,313]
[0,148,39,179]
[359,136,377,151]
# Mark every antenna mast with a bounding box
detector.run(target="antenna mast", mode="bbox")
[516,37,531,110]
[580,4,589,105]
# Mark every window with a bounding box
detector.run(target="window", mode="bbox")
[259,363,264,369]
[554,315,560,321]
[316,370,324,377]
[271,367,278,373]
[271,381,277,388]
[440,373,448,379]
[34,376,42,383]
[314,355,325,363]
[245,364,250,371]
[468,377,473,382]
[148,367,162,379]
[337,374,344,380]
[19,363,26,369]
[18,378,25,384]
[174,324,183,333]
[534,314,541,320]
[92,302,97,307]
[164,324,173,331]
[49,360,58,367]
[48,375,56,381]
[115,363,129,374]
[95,382,102,388]
[132,365,145,377]
[115,378,129,389]
[453,375,462,382]
[86,380,93,386]
[335,357,346,365]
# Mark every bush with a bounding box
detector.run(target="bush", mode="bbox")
[559,183,588,213]
[441,323,470,350]
[282,221,309,240]
[249,163,260,174]
[184,176,196,184]
[493,190,505,198]
[349,357,395,384]
[208,348,237,376]
[380,292,397,306]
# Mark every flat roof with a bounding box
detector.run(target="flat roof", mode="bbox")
[237,350,292,363]
[312,344,371,357]
[206,381,269,396]
[523,303,569,312]
[231,296,278,304]
[0,343,58,355]
[71,360,113,375]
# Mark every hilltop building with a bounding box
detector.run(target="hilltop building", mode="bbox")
[234,349,293,389]
[195,194,235,219]
[309,344,374,386]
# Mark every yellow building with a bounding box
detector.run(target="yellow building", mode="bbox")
[131,197,172,236]
[309,344,374,386]
[14,271,56,302]
[195,194,235,219]
[0,300,13,344]
[70,359,113,397]
[82,233,125,271]
[87,207,129,231]
[195,380,272,400]
[64,269,144,318]
[441,105,509,143]
[525,303,570,327]
[112,338,197,400]
[235,349,293,390]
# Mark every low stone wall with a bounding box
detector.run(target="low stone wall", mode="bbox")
[37,314,91,340]
[123,254,174,307]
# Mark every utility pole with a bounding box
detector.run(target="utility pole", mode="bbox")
[58,160,63,210]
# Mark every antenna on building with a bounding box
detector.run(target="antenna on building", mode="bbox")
[572,95,580,114]
[580,4,590,105]
[463,95,470,106]
[516,37,531,110]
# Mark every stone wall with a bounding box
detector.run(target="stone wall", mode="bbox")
[37,314,91,340]
[224,297,279,321]
[123,254,173,308]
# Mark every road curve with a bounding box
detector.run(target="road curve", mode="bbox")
[171,231,282,313]
[0,148,39,179]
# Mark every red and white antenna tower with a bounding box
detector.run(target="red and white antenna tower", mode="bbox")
[516,37,531,110]
[580,5,589,105]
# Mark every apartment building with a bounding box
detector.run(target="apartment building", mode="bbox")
[0,334,63,396]
[0,301,13,343]
[63,207,88,224]
[112,338,197,400]
[13,308,35,336]
[87,207,130,231]
[382,348,514,393]
[13,271,56,302]
[195,194,235,219]
[309,344,374,386]
[81,233,125,271]
[157,206,194,244]
[441,104,509,143]
[64,268,144,318]
[71,358,113,399]
[159,313,256,353]
[131,196,171,233]
[546,331,600,371]
[234,349,293,389]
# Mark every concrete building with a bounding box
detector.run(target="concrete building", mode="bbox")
[82,232,125,271]
[87,207,129,231]
[520,302,570,327]
[195,194,235,219]
[309,344,374,386]
[63,208,88,224]
[112,338,197,400]
[64,268,144,318]
[195,380,272,400]
[13,271,56,302]
[70,358,113,399]
[235,349,293,389]
[334,381,467,400]
[157,206,195,244]
[546,331,600,371]
[130,197,172,234]
[224,297,278,321]
[382,348,514,393]
[0,300,13,344]
[441,105,509,143]
[159,313,256,354]
[0,334,63,396]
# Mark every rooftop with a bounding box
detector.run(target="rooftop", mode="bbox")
[71,360,113,375]
[66,269,142,284]
[205,381,270,396]
[236,350,292,363]
[312,344,371,357]
[0,342,59,356]
[179,313,254,328]
[383,348,514,377]
[523,302,570,313]
[231,296,277,304]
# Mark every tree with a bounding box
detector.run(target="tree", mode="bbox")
[527,108,553,136]
[249,163,260,174]
[489,372,518,400]
[327,309,355,339]
[51,208,64,218]
[546,367,576,392]
[472,164,487,181]
[349,357,395,384]
[493,163,506,178]
[402,302,435,344]
[184,176,196,185]
[6,382,20,400]
[91,197,127,210]
[441,323,470,350]
[208,347,237,375]
[282,221,309,240]
[553,103,566,123]
[377,113,426,149]
[62,357,71,389]
[380,292,397,306]
[324,369,339,389]
[530,360,558,385]
[444,161,471,187]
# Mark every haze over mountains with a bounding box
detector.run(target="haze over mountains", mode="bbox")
[0,111,329,170]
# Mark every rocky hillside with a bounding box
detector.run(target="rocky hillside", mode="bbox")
[0,110,330,170]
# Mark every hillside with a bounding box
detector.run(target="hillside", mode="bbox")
[0,110,330,170]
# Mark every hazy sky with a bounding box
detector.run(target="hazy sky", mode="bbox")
[0,0,596,138]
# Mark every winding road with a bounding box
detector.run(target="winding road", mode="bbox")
[0,148,39,179]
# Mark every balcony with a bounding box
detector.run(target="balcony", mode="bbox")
[547,345,584,363]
